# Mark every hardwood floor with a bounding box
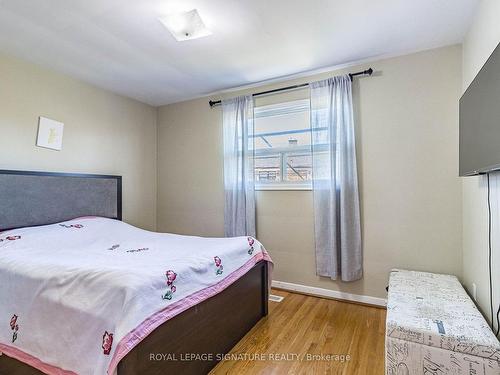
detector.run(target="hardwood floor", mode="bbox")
[210,289,386,375]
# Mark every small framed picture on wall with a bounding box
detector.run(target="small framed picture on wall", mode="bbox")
[36,116,64,151]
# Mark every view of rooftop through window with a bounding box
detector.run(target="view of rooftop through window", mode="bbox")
[254,99,312,189]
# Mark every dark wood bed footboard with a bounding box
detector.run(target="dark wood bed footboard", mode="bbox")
[118,260,268,375]
[0,261,269,375]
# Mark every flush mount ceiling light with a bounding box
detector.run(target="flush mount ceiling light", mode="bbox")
[159,9,212,41]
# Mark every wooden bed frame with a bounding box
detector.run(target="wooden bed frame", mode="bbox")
[0,170,269,375]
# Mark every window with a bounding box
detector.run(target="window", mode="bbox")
[254,99,312,190]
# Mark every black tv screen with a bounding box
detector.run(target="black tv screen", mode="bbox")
[460,42,500,176]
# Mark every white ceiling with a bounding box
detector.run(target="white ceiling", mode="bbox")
[0,0,478,106]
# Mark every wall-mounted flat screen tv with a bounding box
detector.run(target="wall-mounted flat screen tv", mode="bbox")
[460,42,500,176]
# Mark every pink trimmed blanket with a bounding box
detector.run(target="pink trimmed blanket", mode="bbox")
[0,217,272,374]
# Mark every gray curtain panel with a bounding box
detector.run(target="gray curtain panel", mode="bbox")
[310,75,362,281]
[222,95,256,237]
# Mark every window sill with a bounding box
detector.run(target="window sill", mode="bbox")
[255,184,312,191]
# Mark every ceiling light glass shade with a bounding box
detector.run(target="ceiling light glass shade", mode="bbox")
[159,9,212,41]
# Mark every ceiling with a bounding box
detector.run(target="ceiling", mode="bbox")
[0,0,478,106]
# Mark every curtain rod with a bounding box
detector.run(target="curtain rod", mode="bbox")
[208,68,373,107]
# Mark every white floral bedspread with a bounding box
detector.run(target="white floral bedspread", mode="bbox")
[0,217,272,375]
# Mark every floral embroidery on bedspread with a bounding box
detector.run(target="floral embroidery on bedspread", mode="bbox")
[214,256,223,275]
[9,314,19,343]
[126,248,149,253]
[59,224,84,229]
[107,245,149,253]
[0,235,21,243]
[162,270,177,300]
[247,237,255,255]
[102,331,113,355]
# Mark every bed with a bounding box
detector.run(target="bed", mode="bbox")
[0,170,271,375]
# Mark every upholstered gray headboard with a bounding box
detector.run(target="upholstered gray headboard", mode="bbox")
[0,170,122,230]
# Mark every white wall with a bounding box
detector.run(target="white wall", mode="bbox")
[0,53,158,230]
[157,45,463,300]
[462,0,500,322]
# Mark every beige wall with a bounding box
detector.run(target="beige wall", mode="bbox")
[462,0,500,320]
[0,33,470,303]
[0,53,157,230]
[158,45,463,299]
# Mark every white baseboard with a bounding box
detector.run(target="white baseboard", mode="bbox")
[271,280,387,307]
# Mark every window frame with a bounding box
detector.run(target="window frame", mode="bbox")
[253,99,313,191]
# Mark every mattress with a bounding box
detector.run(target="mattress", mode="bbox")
[0,217,272,375]
[385,269,500,374]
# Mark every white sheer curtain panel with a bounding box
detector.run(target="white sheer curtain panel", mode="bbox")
[222,95,256,237]
[310,75,362,281]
